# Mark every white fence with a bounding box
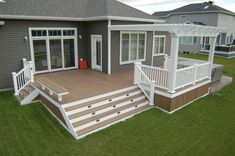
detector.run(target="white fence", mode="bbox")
[175,62,210,89]
[134,63,155,105]
[141,64,168,89]
[12,59,34,96]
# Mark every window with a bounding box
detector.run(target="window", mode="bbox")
[182,36,187,44]
[120,32,146,64]
[188,37,193,45]
[193,37,198,44]
[153,35,165,55]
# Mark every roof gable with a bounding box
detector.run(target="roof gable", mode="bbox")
[153,1,235,17]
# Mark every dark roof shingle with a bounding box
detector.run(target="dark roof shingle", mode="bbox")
[0,0,156,20]
[153,1,235,17]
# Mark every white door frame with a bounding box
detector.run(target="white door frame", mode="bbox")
[91,35,103,71]
[29,28,78,74]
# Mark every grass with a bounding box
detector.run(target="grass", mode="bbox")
[0,54,235,156]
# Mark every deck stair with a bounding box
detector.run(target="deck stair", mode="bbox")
[16,84,39,105]
[61,86,152,139]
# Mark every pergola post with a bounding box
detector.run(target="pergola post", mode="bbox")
[208,36,217,80]
[168,33,179,93]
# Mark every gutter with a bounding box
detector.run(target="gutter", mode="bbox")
[0,20,5,25]
[0,15,165,23]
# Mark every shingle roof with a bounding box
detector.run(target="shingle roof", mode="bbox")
[153,1,235,17]
[0,0,156,20]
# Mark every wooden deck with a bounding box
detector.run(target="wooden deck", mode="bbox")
[35,69,134,104]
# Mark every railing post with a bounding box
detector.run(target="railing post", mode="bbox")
[134,62,142,84]
[164,54,168,69]
[193,63,198,85]
[12,72,19,96]
[149,81,155,106]
[22,58,28,68]
[29,61,34,82]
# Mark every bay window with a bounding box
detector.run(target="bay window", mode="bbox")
[120,32,146,64]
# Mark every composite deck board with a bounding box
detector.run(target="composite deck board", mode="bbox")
[35,69,134,104]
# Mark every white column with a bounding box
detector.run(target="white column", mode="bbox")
[108,20,112,75]
[168,33,179,93]
[134,62,142,84]
[208,36,216,80]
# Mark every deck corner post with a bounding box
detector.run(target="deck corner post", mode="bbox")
[12,72,19,96]
[29,61,34,82]
[208,36,216,80]
[149,80,155,106]
[134,62,142,84]
[22,58,28,68]
[167,33,179,94]
[193,63,198,85]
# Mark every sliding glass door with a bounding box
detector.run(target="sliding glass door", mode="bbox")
[33,40,48,72]
[50,39,63,70]
[30,28,77,73]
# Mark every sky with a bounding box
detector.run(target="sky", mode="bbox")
[117,0,235,14]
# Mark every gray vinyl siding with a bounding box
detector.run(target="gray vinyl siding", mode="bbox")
[85,21,108,73]
[111,31,153,73]
[162,13,219,26]
[0,20,87,90]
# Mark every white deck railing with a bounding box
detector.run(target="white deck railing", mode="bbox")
[12,59,34,96]
[134,63,155,105]
[141,65,168,90]
[175,62,210,90]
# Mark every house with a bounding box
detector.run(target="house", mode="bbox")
[0,0,226,139]
[153,1,235,58]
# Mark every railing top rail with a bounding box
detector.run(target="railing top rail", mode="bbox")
[197,62,210,67]
[176,65,195,72]
[141,64,169,71]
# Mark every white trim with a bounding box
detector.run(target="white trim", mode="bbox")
[119,31,147,65]
[91,35,103,72]
[29,27,78,74]
[0,15,164,23]
[155,80,210,98]
[77,106,152,139]
[34,87,78,139]
[62,86,138,108]
[108,20,112,75]
[152,35,166,56]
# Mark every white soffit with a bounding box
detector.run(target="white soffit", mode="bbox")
[109,24,228,37]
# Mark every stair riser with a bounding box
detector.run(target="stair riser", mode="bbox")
[63,86,138,108]
[66,90,142,116]
[75,102,149,131]
[70,96,146,123]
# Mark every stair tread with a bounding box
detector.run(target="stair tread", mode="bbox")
[64,88,140,111]
[68,93,144,119]
[72,98,148,127]
[77,105,152,137]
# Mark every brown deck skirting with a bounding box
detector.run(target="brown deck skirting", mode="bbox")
[155,84,210,112]
[38,95,68,127]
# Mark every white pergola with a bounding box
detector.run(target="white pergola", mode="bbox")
[109,24,227,93]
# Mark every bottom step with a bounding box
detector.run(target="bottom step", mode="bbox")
[77,105,152,138]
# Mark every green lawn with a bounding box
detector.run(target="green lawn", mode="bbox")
[0,54,235,156]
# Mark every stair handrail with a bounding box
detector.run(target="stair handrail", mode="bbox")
[12,58,34,96]
[134,62,155,106]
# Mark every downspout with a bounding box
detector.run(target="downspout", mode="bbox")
[108,20,111,75]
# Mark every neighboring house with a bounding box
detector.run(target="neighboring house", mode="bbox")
[0,0,225,139]
[153,1,235,58]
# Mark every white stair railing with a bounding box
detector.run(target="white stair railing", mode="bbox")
[12,58,34,96]
[134,62,155,106]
